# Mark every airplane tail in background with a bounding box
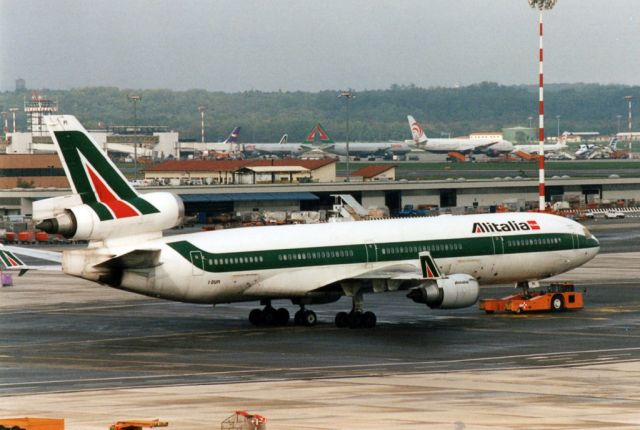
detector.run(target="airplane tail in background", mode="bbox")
[35,116,183,242]
[407,115,428,144]
[279,133,288,144]
[609,136,618,151]
[557,131,569,147]
[303,123,334,144]
[223,127,241,144]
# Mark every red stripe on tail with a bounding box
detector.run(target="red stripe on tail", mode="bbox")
[87,166,139,219]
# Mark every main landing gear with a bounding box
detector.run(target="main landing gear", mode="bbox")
[293,306,317,327]
[334,291,377,329]
[249,300,290,326]
[248,300,317,327]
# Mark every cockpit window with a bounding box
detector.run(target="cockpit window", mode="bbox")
[583,226,593,240]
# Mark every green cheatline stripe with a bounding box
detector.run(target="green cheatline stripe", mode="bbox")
[167,232,598,274]
[54,131,159,216]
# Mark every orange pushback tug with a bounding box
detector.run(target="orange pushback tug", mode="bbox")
[480,282,583,314]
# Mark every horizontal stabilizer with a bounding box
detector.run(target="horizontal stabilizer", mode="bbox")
[2,245,62,263]
[94,249,162,270]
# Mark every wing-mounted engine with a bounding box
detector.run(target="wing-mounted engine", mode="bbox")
[406,251,480,309]
[34,191,184,241]
[407,274,480,309]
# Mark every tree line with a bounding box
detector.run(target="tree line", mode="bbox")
[1,82,638,143]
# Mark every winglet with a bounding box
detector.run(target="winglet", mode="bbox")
[419,251,442,279]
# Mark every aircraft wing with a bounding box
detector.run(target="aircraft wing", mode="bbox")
[246,260,431,297]
[351,263,421,280]
[2,245,62,263]
[94,249,162,270]
[459,140,501,153]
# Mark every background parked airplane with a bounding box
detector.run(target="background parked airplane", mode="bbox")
[408,115,513,158]
[304,123,412,159]
[512,132,571,159]
[575,137,620,159]
[242,133,314,158]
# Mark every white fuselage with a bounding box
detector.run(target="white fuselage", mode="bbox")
[243,143,312,156]
[63,212,599,305]
[422,138,513,155]
[329,142,412,156]
[513,143,568,154]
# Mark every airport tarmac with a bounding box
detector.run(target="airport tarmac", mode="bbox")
[1,235,640,429]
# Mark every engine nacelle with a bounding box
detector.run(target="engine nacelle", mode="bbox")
[36,192,184,241]
[407,273,480,309]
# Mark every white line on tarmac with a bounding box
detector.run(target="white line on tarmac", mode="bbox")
[3,346,640,389]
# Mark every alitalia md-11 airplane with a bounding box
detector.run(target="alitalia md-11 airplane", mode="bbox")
[30,115,599,328]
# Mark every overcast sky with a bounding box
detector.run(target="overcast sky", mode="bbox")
[1,0,639,92]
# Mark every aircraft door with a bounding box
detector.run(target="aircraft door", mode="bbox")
[492,236,504,255]
[189,250,205,276]
[365,242,378,267]
[490,236,504,278]
[572,233,579,249]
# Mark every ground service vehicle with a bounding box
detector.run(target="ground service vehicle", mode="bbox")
[480,283,583,314]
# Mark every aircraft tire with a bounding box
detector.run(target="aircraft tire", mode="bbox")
[335,311,349,328]
[302,310,317,326]
[551,295,564,311]
[294,310,304,325]
[262,307,276,325]
[361,311,377,328]
[348,311,363,329]
[275,308,290,326]
[249,309,263,326]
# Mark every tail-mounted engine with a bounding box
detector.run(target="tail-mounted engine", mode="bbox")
[34,192,184,241]
[407,273,480,309]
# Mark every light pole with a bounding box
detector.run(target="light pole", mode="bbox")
[198,106,206,159]
[528,116,533,129]
[127,94,142,180]
[624,95,633,158]
[555,115,560,139]
[198,106,206,144]
[339,90,355,182]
